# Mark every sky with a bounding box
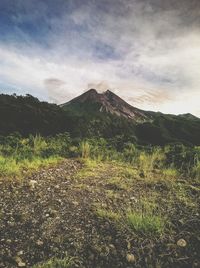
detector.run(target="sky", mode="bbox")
[0,0,200,116]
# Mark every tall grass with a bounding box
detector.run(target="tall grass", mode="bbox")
[138,148,165,173]
[33,135,48,155]
[0,155,20,176]
[0,133,199,179]
[0,155,61,179]
[80,141,90,158]
[0,133,71,179]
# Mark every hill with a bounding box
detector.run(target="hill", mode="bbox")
[0,91,200,145]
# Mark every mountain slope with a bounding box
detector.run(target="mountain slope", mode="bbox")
[61,89,200,145]
[0,91,200,145]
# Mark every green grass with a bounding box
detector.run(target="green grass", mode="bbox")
[162,168,178,178]
[193,160,200,179]
[80,141,91,158]
[95,208,121,221]
[106,176,129,190]
[32,257,74,268]
[0,155,20,176]
[127,211,165,236]
[0,155,62,179]
[75,158,100,179]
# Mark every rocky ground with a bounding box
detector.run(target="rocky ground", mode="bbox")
[0,159,199,268]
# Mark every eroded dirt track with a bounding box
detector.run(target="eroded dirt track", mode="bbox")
[0,160,131,268]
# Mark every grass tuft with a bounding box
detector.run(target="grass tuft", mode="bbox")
[32,257,74,268]
[127,211,165,236]
[95,208,120,221]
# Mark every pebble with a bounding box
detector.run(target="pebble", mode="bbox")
[36,240,44,246]
[17,251,23,256]
[15,257,26,267]
[28,180,37,189]
[126,253,135,263]
[177,238,187,247]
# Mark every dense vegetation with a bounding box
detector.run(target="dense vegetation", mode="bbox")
[0,93,200,145]
[0,132,199,180]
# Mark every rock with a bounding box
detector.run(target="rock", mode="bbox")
[109,244,115,249]
[18,262,26,267]
[8,221,15,227]
[177,238,187,247]
[130,196,138,202]
[15,256,26,267]
[28,180,37,189]
[36,239,44,246]
[126,253,135,263]
[17,250,23,256]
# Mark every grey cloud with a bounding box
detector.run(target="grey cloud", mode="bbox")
[44,78,67,102]
[44,78,66,88]
[132,89,173,105]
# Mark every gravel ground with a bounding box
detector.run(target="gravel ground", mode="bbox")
[0,159,199,268]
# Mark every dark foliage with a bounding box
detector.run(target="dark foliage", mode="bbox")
[0,93,200,146]
[0,94,70,136]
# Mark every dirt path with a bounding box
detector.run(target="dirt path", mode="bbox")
[0,160,131,268]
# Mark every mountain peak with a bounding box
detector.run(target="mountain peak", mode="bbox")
[86,88,98,94]
[104,89,112,94]
[62,88,151,122]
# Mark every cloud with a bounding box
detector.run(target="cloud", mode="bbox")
[132,90,173,106]
[86,81,112,93]
[44,78,66,101]
[0,0,200,116]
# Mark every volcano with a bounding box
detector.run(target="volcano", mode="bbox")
[61,89,152,122]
